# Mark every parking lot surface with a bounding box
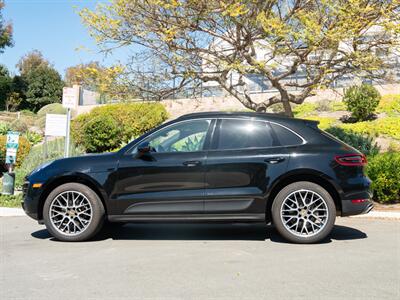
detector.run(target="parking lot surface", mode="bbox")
[1,217,399,299]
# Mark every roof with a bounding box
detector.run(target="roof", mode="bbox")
[176,111,312,123]
[177,111,289,119]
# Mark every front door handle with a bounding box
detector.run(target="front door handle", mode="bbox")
[183,160,202,167]
[264,157,285,164]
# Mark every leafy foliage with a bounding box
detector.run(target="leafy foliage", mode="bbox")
[23,130,43,146]
[82,115,122,153]
[377,94,400,116]
[366,152,400,203]
[343,84,381,121]
[0,1,13,53]
[14,138,85,189]
[0,194,22,208]
[65,62,125,101]
[0,121,9,134]
[293,103,318,117]
[0,135,31,168]
[339,117,400,140]
[80,0,400,116]
[72,102,168,152]
[325,127,379,156]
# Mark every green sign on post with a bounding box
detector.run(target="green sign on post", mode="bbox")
[2,131,19,195]
[6,131,20,165]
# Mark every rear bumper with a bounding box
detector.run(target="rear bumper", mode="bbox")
[341,199,373,217]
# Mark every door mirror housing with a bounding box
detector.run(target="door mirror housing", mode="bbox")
[137,142,152,154]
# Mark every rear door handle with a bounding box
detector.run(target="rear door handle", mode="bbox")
[183,160,202,167]
[264,157,285,164]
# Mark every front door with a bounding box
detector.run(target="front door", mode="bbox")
[114,119,214,217]
[204,118,289,220]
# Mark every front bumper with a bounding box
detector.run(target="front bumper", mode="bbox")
[21,181,41,221]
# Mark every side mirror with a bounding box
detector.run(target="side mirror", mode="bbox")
[137,142,151,154]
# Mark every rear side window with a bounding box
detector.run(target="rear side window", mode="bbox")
[216,119,274,150]
[270,123,303,146]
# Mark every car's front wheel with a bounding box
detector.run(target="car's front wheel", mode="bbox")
[43,183,105,242]
[272,181,336,244]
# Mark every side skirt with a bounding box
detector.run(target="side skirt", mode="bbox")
[108,213,265,223]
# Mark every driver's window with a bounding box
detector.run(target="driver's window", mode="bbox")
[146,119,211,153]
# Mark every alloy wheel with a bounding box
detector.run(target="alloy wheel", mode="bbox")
[49,191,93,236]
[280,189,329,237]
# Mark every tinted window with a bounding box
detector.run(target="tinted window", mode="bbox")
[141,119,211,153]
[217,119,273,150]
[271,123,303,146]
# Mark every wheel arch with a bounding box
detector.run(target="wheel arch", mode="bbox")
[265,170,342,223]
[37,174,108,221]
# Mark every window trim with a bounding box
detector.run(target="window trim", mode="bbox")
[210,117,306,152]
[125,118,216,155]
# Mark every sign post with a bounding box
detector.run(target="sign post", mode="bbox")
[5,131,20,171]
[2,131,19,195]
[62,86,79,158]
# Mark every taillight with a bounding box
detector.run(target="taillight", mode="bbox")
[335,154,367,166]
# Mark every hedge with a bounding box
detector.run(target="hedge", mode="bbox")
[366,152,400,203]
[72,102,168,152]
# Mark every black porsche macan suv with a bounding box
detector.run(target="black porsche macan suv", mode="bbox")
[22,112,373,243]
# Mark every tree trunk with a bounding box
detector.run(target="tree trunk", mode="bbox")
[281,92,294,117]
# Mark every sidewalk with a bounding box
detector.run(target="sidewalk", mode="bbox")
[1,207,399,219]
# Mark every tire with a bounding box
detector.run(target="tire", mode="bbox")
[43,183,105,242]
[271,181,336,244]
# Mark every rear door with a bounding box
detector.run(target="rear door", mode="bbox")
[204,118,289,220]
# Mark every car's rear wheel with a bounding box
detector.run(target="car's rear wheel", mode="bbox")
[271,181,336,244]
[43,183,105,242]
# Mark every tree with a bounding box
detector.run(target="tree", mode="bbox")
[16,50,49,76]
[0,0,12,53]
[0,64,12,109]
[17,50,63,111]
[64,61,126,100]
[80,0,400,117]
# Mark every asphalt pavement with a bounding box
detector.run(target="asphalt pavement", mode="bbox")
[1,216,399,300]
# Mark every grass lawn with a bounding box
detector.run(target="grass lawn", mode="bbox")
[0,193,23,208]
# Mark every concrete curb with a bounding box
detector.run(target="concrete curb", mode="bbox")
[1,207,399,220]
[0,207,26,217]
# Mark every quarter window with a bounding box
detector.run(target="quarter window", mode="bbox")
[270,123,303,146]
[217,119,274,150]
[142,119,211,153]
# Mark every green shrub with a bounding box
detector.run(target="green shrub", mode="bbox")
[0,122,10,135]
[325,127,379,156]
[339,117,400,140]
[0,194,22,208]
[37,103,67,117]
[14,138,85,189]
[0,135,31,168]
[82,115,122,153]
[376,94,400,116]
[293,103,317,117]
[366,152,400,203]
[72,102,168,152]
[343,84,381,121]
[24,130,43,146]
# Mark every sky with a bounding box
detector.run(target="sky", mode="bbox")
[0,0,123,77]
